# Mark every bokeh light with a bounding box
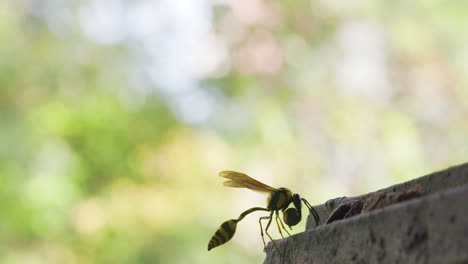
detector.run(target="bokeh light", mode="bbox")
[1,0,467,263]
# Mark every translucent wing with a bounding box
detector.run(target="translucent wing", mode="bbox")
[219,171,277,194]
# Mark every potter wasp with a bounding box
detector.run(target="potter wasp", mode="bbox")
[208,171,319,251]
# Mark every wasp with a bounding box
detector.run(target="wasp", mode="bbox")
[208,171,320,251]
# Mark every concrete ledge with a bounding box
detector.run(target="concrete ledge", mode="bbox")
[306,163,468,229]
[264,163,468,264]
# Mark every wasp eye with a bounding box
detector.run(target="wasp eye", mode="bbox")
[283,208,301,226]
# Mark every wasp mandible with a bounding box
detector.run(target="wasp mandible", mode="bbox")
[208,171,320,251]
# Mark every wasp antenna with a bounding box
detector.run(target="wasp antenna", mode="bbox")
[302,198,320,226]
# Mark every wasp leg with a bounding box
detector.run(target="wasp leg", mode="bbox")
[274,212,284,238]
[259,211,283,258]
[259,211,277,249]
[259,216,270,248]
[264,211,277,248]
[276,211,291,237]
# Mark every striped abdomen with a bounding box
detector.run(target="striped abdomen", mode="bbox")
[208,207,269,251]
[208,219,238,251]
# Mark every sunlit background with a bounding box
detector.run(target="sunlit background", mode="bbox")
[1,0,467,263]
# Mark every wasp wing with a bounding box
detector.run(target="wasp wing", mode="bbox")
[219,171,276,193]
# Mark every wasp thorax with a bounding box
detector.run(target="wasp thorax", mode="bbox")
[267,187,293,210]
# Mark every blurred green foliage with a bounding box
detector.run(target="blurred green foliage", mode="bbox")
[1,0,467,263]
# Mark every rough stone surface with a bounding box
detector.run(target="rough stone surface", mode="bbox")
[306,163,468,229]
[263,162,468,264]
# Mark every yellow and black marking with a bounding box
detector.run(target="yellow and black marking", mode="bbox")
[208,171,320,252]
[267,188,293,211]
[208,219,238,251]
[208,207,269,251]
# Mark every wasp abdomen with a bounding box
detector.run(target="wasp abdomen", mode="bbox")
[207,219,238,251]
